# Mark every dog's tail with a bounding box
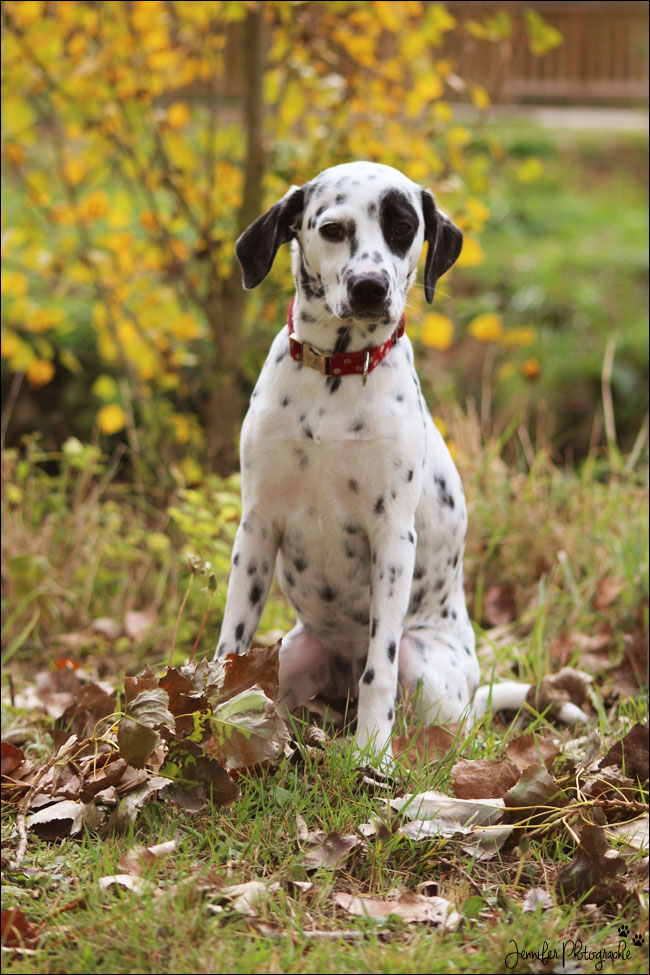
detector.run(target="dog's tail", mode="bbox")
[472,680,588,727]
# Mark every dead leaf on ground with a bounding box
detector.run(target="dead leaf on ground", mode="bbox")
[602,723,649,782]
[594,577,626,610]
[335,890,460,929]
[556,813,627,905]
[220,643,280,704]
[124,607,157,643]
[451,758,520,799]
[607,815,649,853]
[1,907,43,949]
[116,839,177,876]
[98,873,156,896]
[506,731,560,772]
[503,764,567,812]
[526,667,592,720]
[104,776,173,834]
[2,742,25,777]
[522,888,554,912]
[300,830,363,871]
[209,686,289,770]
[482,583,519,627]
[26,799,105,839]
[392,723,462,767]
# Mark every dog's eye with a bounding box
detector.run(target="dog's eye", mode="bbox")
[393,221,413,238]
[320,222,345,242]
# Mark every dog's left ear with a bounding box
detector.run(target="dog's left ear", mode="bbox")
[421,189,463,304]
[235,185,305,290]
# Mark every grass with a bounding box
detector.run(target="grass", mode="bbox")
[2,409,648,973]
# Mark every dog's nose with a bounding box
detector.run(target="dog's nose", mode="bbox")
[348,274,389,313]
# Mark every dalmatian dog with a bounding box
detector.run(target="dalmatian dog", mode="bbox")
[214,161,584,760]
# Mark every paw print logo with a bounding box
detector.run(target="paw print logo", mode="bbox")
[632,934,644,947]
[618,924,630,938]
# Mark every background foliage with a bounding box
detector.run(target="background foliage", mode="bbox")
[4,0,643,481]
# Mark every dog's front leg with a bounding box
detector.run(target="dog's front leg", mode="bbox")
[214,508,278,658]
[356,521,417,760]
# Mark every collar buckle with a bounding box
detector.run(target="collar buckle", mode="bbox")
[301,343,329,375]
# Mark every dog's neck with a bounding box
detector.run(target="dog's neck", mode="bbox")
[290,288,400,355]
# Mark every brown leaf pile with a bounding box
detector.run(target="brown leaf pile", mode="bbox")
[2,645,287,857]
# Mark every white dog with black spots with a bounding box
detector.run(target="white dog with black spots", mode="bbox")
[214,161,585,761]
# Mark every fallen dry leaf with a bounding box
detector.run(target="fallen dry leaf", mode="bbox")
[522,888,554,912]
[335,890,460,929]
[506,731,560,772]
[602,723,649,782]
[1,907,43,949]
[116,839,177,875]
[503,764,567,812]
[525,667,592,720]
[482,583,518,627]
[209,686,289,770]
[392,723,462,767]
[451,758,520,799]
[26,799,105,839]
[124,607,157,643]
[300,830,362,871]
[98,873,156,895]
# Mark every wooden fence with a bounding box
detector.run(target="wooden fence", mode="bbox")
[444,1,649,104]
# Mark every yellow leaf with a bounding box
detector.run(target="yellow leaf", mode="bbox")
[1,271,28,297]
[78,190,110,223]
[470,84,491,110]
[63,158,87,186]
[170,414,191,444]
[167,102,190,129]
[501,326,536,348]
[421,312,454,350]
[468,313,503,342]
[516,158,544,183]
[26,358,55,389]
[497,362,517,383]
[97,403,127,435]
[1,330,21,359]
[27,307,64,333]
[170,313,201,340]
[456,236,484,268]
[92,375,119,401]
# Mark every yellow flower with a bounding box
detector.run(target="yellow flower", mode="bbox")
[97,403,127,435]
[421,313,454,351]
[26,358,55,389]
[468,313,503,343]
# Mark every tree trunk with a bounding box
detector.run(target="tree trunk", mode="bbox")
[204,6,266,474]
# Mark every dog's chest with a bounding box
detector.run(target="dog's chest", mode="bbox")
[241,332,426,513]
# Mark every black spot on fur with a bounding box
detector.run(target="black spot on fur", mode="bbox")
[371,618,378,637]
[348,479,359,493]
[387,708,394,721]
[387,640,396,662]
[362,668,375,685]
[281,396,291,407]
[328,376,342,394]
[374,496,385,515]
[249,582,263,605]
[406,469,414,482]
[293,556,308,572]
[379,188,418,257]
[247,560,257,576]
[235,622,245,641]
[320,584,337,602]
[233,552,240,566]
[350,419,365,433]
[435,475,456,510]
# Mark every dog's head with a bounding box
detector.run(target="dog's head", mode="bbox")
[235,161,462,327]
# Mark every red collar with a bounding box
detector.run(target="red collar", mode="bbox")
[287,297,406,384]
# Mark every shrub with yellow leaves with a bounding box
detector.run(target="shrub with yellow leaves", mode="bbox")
[1,0,558,473]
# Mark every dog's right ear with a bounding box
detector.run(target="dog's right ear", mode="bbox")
[235,186,305,290]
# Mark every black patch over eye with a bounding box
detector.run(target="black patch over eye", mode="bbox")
[379,189,419,257]
[320,222,345,241]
